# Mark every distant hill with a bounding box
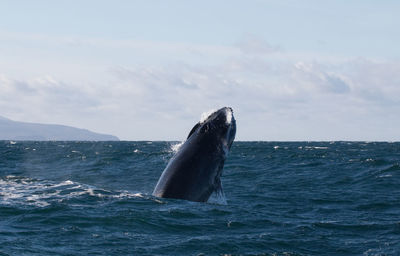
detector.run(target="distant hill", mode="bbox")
[0,116,119,141]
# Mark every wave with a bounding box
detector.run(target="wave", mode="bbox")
[0,176,160,208]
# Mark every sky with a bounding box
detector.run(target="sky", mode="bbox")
[1,0,400,141]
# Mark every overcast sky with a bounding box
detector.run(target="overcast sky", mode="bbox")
[1,1,399,140]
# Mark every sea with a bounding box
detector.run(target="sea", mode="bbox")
[0,141,399,256]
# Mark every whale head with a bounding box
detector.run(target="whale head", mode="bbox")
[187,107,236,152]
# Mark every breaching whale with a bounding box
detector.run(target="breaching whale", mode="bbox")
[152,107,236,202]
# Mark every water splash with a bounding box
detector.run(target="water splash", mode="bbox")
[170,141,185,153]
[207,189,228,205]
[200,109,217,123]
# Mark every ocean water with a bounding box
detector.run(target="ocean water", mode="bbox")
[1,141,399,256]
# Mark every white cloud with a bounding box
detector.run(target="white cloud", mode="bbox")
[236,34,282,55]
[100,56,400,140]
[1,31,400,140]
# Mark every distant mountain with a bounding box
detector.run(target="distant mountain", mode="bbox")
[0,116,119,141]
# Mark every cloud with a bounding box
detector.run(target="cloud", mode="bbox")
[236,34,282,55]
[1,31,400,140]
[0,75,101,124]
[324,75,350,94]
[293,62,351,94]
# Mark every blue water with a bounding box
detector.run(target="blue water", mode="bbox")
[1,141,399,255]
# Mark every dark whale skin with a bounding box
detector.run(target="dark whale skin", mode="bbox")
[152,107,236,202]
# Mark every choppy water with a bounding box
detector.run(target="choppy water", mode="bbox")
[1,141,399,255]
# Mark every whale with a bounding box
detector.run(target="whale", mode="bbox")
[152,107,236,202]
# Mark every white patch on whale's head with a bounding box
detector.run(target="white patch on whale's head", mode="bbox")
[225,108,233,124]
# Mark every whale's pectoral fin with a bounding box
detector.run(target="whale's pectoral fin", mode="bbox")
[187,122,201,139]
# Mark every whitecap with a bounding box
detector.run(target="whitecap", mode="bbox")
[0,176,159,208]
